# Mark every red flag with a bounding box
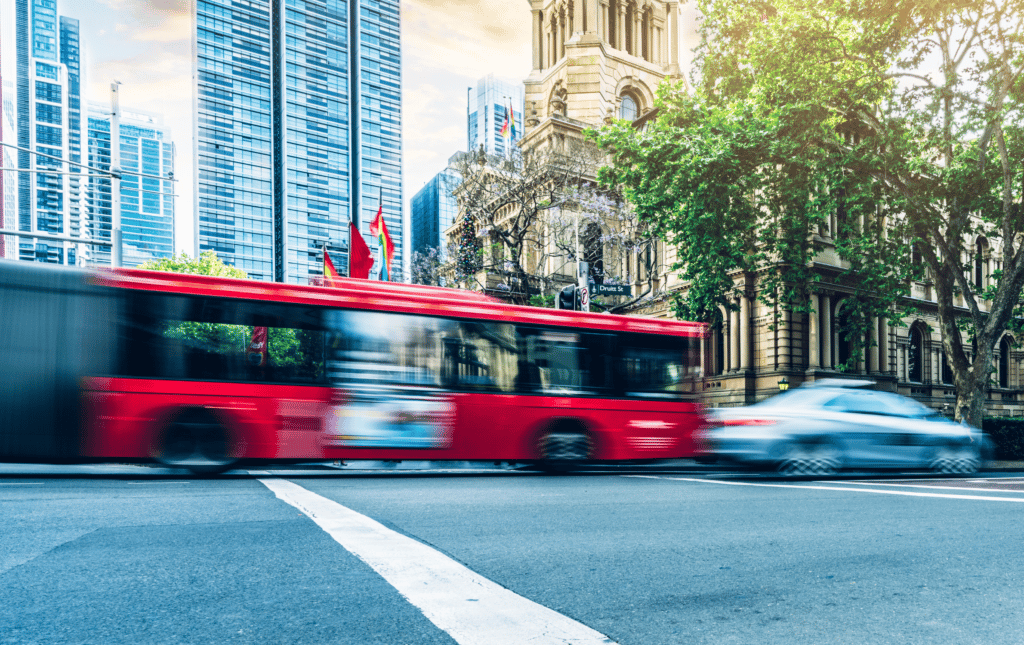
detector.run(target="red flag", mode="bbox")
[349,220,373,279]
[323,247,341,285]
[246,327,268,367]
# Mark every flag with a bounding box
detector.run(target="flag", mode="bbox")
[508,100,517,141]
[348,221,373,279]
[246,326,268,367]
[369,202,395,281]
[323,245,342,285]
[499,104,511,140]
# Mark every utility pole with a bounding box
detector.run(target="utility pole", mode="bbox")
[110,81,122,268]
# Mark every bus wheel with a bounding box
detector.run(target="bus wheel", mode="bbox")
[538,427,592,473]
[158,409,236,476]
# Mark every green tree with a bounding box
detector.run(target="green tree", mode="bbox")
[594,0,1024,425]
[137,250,248,278]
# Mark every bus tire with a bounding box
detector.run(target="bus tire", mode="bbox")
[537,423,592,473]
[158,408,236,476]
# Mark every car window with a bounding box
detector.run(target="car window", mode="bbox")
[823,392,891,415]
[752,389,832,408]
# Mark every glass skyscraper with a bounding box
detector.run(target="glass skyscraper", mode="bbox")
[194,0,402,283]
[410,167,458,261]
[86,104,175,268]
[467,74,524,158]
[13,0,84,265]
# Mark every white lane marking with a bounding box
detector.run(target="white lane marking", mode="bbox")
[259,478,617,645]
[126,481,191,485]
[627,475,1024,503]
[0,483,43,485]
[826,480,1024,493]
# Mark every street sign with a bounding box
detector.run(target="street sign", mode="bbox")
[593,284,631,296]
[578,286,589,311]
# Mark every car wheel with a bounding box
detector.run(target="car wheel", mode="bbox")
[158,409,236,476]
[929,443,980,476]
[776,438,842,477]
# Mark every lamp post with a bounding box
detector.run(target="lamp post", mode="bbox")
[778,377,789,392]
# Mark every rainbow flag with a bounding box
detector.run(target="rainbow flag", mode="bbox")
[500,105,511,139]
[323,246,341,285]
[369,203,395,281]
[508,102,516,140]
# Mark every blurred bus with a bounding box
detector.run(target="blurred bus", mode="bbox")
[0,260,709,474]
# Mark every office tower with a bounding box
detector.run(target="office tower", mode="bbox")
[194,0,402,283]
[1,0,16,259]
[410,167,459,261]
[14,0,84,265]
[467,74,524,158]
[86,103,175,268]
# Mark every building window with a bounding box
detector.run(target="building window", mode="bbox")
[975,237,988,292]
[620,95,637,121]
[1000,336,1011,388]
[908,327,923,383]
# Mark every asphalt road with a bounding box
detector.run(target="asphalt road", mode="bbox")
[3,464,1024,644]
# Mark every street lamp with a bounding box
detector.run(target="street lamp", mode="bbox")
[778,377,789,392]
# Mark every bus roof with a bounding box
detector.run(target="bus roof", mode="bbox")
[98,268,708,339]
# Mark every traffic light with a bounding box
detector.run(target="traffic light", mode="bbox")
[557,284,577,310]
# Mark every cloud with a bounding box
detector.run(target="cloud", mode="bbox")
[133,13,191,42]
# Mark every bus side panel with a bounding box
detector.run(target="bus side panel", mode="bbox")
[81,378,332,461]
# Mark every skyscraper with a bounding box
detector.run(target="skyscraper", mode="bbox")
[194,0,402,283]
[86,103,175,268]
[1,0,17,259]
[13,0,83,265]
[410,166,459,260]
[467,74,524,158]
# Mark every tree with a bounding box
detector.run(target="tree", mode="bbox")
[447,141,611,303]
[594,0,1024,425]
[137,250,248,279]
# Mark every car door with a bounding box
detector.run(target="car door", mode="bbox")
[821,391,922,467]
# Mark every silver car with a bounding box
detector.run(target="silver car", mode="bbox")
[707,379,987,476]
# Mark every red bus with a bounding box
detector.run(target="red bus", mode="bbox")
[0,260,709,474]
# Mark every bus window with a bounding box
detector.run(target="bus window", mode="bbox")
[118,292,325,385]
[619,334,696,398]
[441,321,519,393]
[515,327,612,396]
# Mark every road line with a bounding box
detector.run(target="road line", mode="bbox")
[627,475,1024,503]
[0,483,43,485]
[825,480,1024,493]
[259,477,617,645]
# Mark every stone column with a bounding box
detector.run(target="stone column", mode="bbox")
[616,3,626,52]
[879,316,889,374]
[808,293,820,369]
[780,305,791,369]
[533,10,543,70]
[586,0,599,35]
[573,0,584,36]
[740,294,751,370]
[821,294,832,368]
[665,1,680,74]
[730,304,741,372]
[869,316,880,373]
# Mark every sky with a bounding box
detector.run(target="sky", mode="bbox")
[28,0,696,258]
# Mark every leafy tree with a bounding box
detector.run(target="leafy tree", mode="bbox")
[137,250,248,279]
[594,0,1024,425]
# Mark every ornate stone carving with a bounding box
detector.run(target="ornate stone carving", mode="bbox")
[549,80,568,117]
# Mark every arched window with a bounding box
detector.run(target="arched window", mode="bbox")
[941,352,953,385]
[1000,336,1012,388]
[975,237,988,291]
[620,95,637,121]
[908,327,923,383]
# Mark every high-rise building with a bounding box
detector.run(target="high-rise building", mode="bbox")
[13,0,84,265]
[194,0,403,283]
[86,103,175,268]
[467,74,524,158]
[1,0,18,259]
[410,166,459,260]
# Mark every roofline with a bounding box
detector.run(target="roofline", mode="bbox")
[96,268,708,339]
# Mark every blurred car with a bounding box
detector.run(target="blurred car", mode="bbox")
[707,379,988,476]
